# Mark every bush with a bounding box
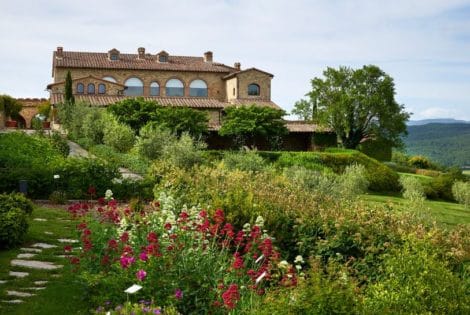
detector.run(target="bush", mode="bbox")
[161,133,206,169]
[49,190,67,204]
[49,132,70,157]
[0,193,34,248]
[103,116,136,153]
[452,181,470,208]
[338,164,369,200]
[82,109,106,145]
[400,175,426,213]
[408,155,435,170]
[135,124,175,161]
[89,145,150,175]
[364,240,470,314]
[222,150,267,172]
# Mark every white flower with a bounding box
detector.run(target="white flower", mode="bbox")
[53,174,60,179]
[294,255,304,264]
[105,189,113,200]
[278,260,289,269]
[255,215,264,227]
[295,264,302,271]
[243,223,251,233]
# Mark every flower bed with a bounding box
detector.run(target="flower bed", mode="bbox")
[66,193,300,314]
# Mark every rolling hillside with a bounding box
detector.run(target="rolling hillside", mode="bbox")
[404,123,470,167]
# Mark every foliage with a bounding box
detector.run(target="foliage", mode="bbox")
[408,155,435,169]
[82,108,106,145]
[359,137,392,161]
[219,105,288,149]
[64,70,75,104]
[89,145,150,175]
[312,132,337,149]
[107,98,159,133]
[37,100,51,119]
[363,239,470,314]
[49,131,70,157]
[296,65,409,149]
[222,150,267,172]
[452,181,470,208]
[49,190,68,204]
[0,94,22,120]
[161,133,207,169]
[53,157,120,199]
[0,193,34,248]
[134,124,176,161]
[338,164,369,200]
[152,106,208,137]
[254,259,361,315]
[103,115,136,153]
[399,175,426,212]
[67,197,296,314]
[405,123,470,167]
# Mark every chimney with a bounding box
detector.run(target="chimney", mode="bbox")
[138,47,145,59]
[234,62,241,71]
[203,51,213,62]
[56,46,63,59]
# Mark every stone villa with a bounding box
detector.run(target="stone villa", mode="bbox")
[44,47,323,149]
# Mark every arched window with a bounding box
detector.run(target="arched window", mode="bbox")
[166,79,184,96]
[76,83,84,94]
[189,79,208,97]
[98,84,106,94]
[248,83,260,96]
[87,83,95,94]
[150,82,160,96]
[102,76,117,83]
[124,77,144,96]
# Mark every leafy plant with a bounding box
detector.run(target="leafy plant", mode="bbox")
[0,94,22,120]
[452,181,470,208]
[103,115,136,153]
[135,124,176,160]
[0,193,34,248]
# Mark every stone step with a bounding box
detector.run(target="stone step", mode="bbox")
[25,287,46,291]
[34,280,48,285]
[17,253,37,259]
[0,280,6,284]
[20,248,42,253]
[1,299,23,304]
[33,218,47,222]
[32,243,57,249]
[11,260,63,270]
[6,290,35,298]
[57,239,79,243]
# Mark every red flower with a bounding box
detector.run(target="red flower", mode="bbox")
[232,252,244,269]
[214,209,225,224]
[87,185,96,196]
[77,222,87,230]
[83,229,91,236]
[70,256,80,265]
[147,232,158,243]
[199,210,208,218]
[108,239,118,250]
[64,245,72,252]
[222,223,235,239]
[120,232,129,243]
[164,223,172,230]
[221,284,240,310]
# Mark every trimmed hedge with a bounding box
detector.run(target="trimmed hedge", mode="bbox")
[0,193,34,248]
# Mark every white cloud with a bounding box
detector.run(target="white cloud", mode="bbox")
[1,0,470,120]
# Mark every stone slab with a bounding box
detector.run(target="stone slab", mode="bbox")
[1,299,23,304]
[0,280,6,284]
[33,218,47,222]
[20,248,42,253]
[25,287,46,290]
[44,231,53,235]
[11,259,63,270]
[57,238,78,243]
[34,280,48,285]
[32,243,57,249]
[7,291,35,297]
[17,253,37,259]
[9,271,29,278]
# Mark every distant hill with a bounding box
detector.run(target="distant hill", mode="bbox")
[404,123,470,167]
[407,118,470,126]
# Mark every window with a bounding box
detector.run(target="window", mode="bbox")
[159,55,167,63]
[102,76,117,83]
[87,83,95,94]
[150,82,160,96]
[124,77,144,96]
[189,79,208,97]
[77,83,84,94]
[110,54,118,61]
[98,84,106,94]
[248,83,260,96]
[166,79,184,96]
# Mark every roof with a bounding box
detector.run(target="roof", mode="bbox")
[227,99,282,110]
[207,120,318,133]
[46,75,126,89]
[53,50,236,73]
[49,94,227,109]
[222,68,274,80]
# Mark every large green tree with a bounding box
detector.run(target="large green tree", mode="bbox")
[219,105,288,149]
[0,95,22,120]
[108,98,159,132]
[293,65,410,149]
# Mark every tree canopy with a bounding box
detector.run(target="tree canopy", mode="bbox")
[219,105,288,149]
[0,94,22,120]
[293,65,410,149]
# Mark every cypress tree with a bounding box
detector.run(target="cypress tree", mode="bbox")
[64,70,75,104]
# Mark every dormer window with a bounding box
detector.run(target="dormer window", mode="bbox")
[76,83,84,94]
[248,83,260,96]
[108,48,120,61]
[157,50,169,63]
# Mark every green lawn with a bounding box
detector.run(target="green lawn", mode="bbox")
[362,194,470,226]
[0,205,89,315]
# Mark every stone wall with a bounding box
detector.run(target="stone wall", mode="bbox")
[17,98,48,128]
[235,70,271,100]
[49,77,123,96]
[225,77,238,101]
[55,68,228,101]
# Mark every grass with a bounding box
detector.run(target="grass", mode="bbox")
[362,193,470,226]
[0,205,89,314]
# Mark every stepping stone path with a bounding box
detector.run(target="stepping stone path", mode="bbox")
[7,291,35,298]
[44,231,53,235]
[33,218,47,222]
[25,287,46,291]
[57,238,79,243]
[1,299,23,304]
[20,247,42,253]
[17,253,36,259]
[9,271,29,278]
[34,281,48,285]
[11,260,63,270]
[0,280,6,284]
[32,243,57,249]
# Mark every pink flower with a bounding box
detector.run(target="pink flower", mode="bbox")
[136,269,147,281]
[120,256,135,269]
[175,289,183,300]
[139,252,148,262]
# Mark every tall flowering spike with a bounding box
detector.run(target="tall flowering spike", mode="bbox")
[221,284,240,310]
[232,252,244,269]
[214,209,225,224]
[147,232,158,243]
[120,232,129,243]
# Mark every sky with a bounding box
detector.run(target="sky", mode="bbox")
[1,0,470,121]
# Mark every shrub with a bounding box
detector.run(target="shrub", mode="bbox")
[0,193,34,248]
[452,181,470,208]
[103,116,136,153]
[49,190,67,204]
[222,150,267,172]
[408,155,435,170]
[161,133,206,169]
[364,240,470,314]
[153,106,209,137]
[89,145,149,175]
[49,132,70,157]
[134,124,175,160]
[107,98,159,133]
[415,168,441,177]
[82,109,106,145]
[338,164,369,200]
[400,175,426,213]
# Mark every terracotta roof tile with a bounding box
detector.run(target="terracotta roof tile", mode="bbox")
[50,94,226,109]
[222,68,274,80]
[47,75,126,89]
[53,50,236,73]
[227,99,283,110]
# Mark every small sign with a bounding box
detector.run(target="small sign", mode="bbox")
[124,284,142,294]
